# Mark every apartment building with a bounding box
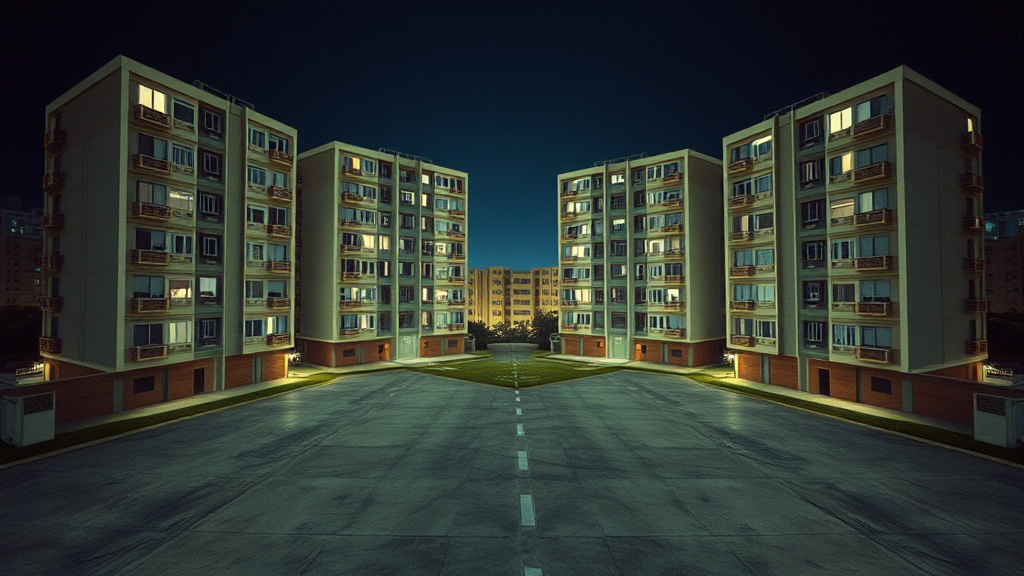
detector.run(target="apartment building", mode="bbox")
[557,150,725,365]
[984,210,1024,313]
[1,200,44,306]
[296,142,468,366]
[39,56,296,405]
[723,66,987,409]
[467,266,559,327]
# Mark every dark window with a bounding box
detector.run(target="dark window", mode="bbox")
[133,376,156,394]
[342,348,356,358]
[670,349,683,358]
[870,377,892,395]
[448,339,459,347]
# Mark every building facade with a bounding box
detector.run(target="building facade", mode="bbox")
[296,142,468,366]
[723,66,987,406]
[984,210,1024,313]
[557,149,725,365]
[1,199,44,306]
[40,56,297,398]
[467,266,559,327]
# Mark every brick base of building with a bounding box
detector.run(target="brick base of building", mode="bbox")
[561,335,607,357]
[419,334,466,358]
[299,338,393,367]
[633,338,725,367]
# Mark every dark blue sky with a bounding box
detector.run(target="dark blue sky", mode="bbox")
[4,0,1022,270]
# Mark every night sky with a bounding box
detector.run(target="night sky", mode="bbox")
[4,1,1022,270]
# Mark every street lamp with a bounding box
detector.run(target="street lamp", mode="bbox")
[723,352,736,378]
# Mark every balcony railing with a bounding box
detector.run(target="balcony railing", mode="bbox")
[131,249,170,266]
[852,162,892,184]
[560,323,581,331]
[663,329,685,338]
[447,209,466,218]
[129,298,171,313]
[267,224,292,237]
[41,255,64,271]
[266,261,291,273]
[44,129,66,152]
[852,114,893,138]
[561,300,580,307]
[727,158,753,175]
[131,154,171,175]
[445,323,465,331]
[267,297,291,310]
[128,344,169,361]
[728,231,755,242]
[961,131,983,153]
[131,202,173,221]
[853,255,894,271]
[730,265,756,278]
[132,104,172,130]
[39,297,64,312]
[854,302,894,316]
[41,213,65,232]
[730,334,755,347]
[965,340,988,355]
[856,346,894,364]
[266,333,290,346]
[730,300,755,311]
[447,186,464,195]
[962,216,985,233]
[960,173,984,194]
[964,299,988,313]
[43,171,66,195]
[39,337,62,354]
[267,149,294,166]
[963,258,985,273]
[854,209,893,227]
[268,186,293,202]
[728,195,756,209]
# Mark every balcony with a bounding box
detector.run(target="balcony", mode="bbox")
[649,173,684,188]
[129,298,171,313]
[730,265,756,278]
[39,337,62,354]
[856,346,894,364]
[964,299,989,313]
[963,258,985,273]
[267,149,294,167]
[266,261,291,273]
[662,248,685,260]
[267,297,291,310]
[131,202,173,221]
[730,334,755,347]
[965,340,988,355]
[561,300,580,307]
[560,188,578,198]
[729,231,754,242]
[663,329,685,338]
[128,344,169,361]
[41,255,64,272]
[727,159,753,175]
[132,104,172,130]
[853,255,894,271]
[445,323,465,331]
[960,173,984,195]
[961,131,983,154]
[852,114,893,138]
[44,128,66,152]
[852,162,892,184]
[41,213,65,232]
[446,186,464,195]
[962,216,985,234]
[445,253,465,261]
[854,209,893,227]
[447,209,466,219]
[42,171,66,195]
[728,195,755,209]
[39,297,63,312]
[131,154,171,175]
[730,300,755,311]
[854,302,894,317]
[267,224,292,238]
[266,333,290,347]
[268,186,293,202]
[131,249,170,266]
[560,323,582,331]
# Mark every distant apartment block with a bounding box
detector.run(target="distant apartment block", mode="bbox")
[985,210,1024,313]
[557,149,725,365]
[296,142,468,366]
[467,266,559,327]
[1,198,44,306]
[39,56,296,409]
[723,66,987,411]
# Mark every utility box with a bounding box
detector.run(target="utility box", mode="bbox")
[2,392,56,447]
[464,334,476,354]
[973,394,1024,448]
[549,334,561,354]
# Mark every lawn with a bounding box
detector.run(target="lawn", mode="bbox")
[410,351,620,387]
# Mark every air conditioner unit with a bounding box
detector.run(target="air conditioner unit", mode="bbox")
[2,392,56,447]
[973,394,1024,447]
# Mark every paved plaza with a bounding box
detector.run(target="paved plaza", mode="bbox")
[2,351,1022,575]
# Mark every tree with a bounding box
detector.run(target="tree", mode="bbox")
[467,321,492,350]
[530,311,559,350]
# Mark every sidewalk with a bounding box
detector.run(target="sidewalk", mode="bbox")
[55,354,479,434]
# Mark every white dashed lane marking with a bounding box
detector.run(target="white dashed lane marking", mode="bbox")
[518,451,529,470]
[520,495,536,527]
[525,568,543,576]
[517,423,525,436]
[516,408,522,415]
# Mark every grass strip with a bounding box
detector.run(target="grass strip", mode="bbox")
[410,355,620,387]
[0,370,372,465]
[631,369,1024,465]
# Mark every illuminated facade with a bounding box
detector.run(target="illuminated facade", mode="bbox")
[467,266,559,327]
[557,149,725,365]
[1,201,44,306]
[296,142,468,366]
[984,210,1024,313]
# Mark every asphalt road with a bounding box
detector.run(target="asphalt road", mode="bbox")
[2,367,1022,575]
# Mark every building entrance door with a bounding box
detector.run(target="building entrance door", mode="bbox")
[193,368,205,395]
[819,369,831,396]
